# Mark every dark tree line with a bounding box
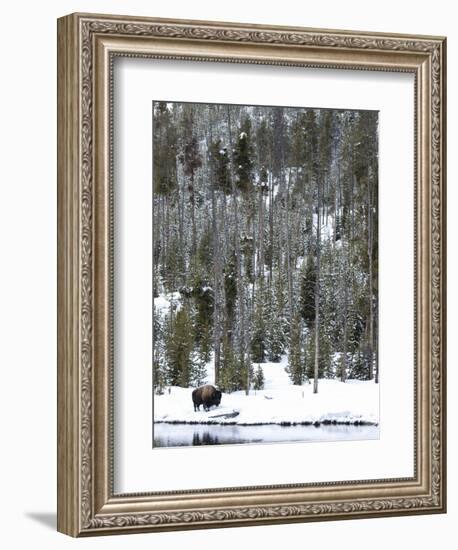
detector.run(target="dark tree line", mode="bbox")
[153,101,378,395]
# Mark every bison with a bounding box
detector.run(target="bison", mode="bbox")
[192,385,222,412]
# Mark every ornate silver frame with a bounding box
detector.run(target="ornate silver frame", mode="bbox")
[57,13,446,536]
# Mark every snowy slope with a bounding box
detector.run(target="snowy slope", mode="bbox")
[154,356,379,426]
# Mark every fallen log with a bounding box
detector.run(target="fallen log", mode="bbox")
[208,410,240,419]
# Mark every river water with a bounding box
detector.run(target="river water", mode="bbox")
[153,422,379,448]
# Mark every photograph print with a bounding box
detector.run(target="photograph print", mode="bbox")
[152,100,379,448]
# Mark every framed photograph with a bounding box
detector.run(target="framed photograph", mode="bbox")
[57,13,446,536]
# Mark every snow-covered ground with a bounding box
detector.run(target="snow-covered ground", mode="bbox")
[154,355,379,426]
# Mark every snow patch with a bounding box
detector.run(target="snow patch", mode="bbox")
[154,356,379,426]
[154,291,181,315]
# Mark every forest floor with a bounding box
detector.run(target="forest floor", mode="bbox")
[153,355,379,426]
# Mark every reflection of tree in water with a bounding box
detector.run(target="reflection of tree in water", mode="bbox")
[192,432,220,445]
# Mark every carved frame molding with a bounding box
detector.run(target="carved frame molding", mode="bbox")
[57,13,446,536]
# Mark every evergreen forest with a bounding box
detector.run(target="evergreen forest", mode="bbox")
[153,101,378,396]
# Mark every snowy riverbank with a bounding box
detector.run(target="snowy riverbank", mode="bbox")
[154,357,379,427]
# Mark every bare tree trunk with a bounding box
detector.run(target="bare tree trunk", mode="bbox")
[258,186,265,280]
[207,119,221,385]
[211,185,221,384]
[367,176,374,380]
[180,178,185,260]
[314,179,321,394]
[154,191,162,294]
[252,202,257,305]
[341,277,348,382]
[336,159,347,383]
[177,175,184,259]
[227,106,248,394]
[333,142,338,242]
[222,195,229,254]
[286,168,293,323]
[161,195,167,282]
[269,158,274,290]
[190,172,197,255]
[351,172,356,244]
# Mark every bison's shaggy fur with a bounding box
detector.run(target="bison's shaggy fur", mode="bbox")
[192,385,222,412]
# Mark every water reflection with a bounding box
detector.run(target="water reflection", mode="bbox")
[153,422,379,448]
[192,432,220,445]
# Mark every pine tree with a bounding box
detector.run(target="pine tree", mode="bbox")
[251,282,268,363]
[190,350,208,387]
[320,240,339,379]
[240,354,253,394]
[191,274,214,361]
[197,226,214,274]
[153,102,177,196]
[304,335,316,380]
[153,360,166,395]
[179,107,202,255]
[165,306,195,387]
[266,287,286,362]
[219,336,240,393]
[209,139,231,195]
[241,234,254,284]
[161,234,184,291]
[233,117,254,195]
[299,256,316,330]
[153,308,166,394]
[287,312,304,385]
[253,365,265,390]
[224,250,237,340]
